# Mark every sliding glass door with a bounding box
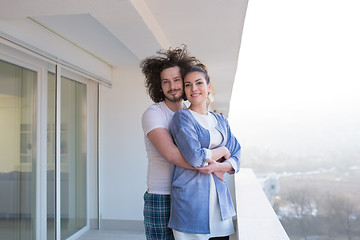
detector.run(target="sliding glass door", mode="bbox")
[0,44,91,240]
[0,60,37,239]
[60,75,87,239]
[47,72,88,240]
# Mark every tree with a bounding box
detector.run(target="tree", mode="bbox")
[324,193,359,240]
[282,185,320,240]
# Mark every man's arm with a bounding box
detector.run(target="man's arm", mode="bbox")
[148,128,194,169]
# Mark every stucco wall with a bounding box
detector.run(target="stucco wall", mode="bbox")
[99,64,151,222]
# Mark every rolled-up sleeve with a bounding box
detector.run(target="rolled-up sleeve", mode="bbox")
[223,117,241,174]
[170,112,207,168]
[225,158,238,174]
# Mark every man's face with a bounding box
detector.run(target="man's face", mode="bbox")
[160,66,183,103]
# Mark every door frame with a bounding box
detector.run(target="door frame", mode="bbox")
[0,38,97,240]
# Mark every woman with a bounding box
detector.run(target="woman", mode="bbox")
[169,65,241,240]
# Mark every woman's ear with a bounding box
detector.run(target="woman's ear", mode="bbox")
[207,83,212,95]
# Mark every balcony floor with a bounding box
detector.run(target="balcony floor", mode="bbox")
[76,230,146,240]
[76,229,237,240]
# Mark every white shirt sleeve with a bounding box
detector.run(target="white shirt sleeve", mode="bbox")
[204,148,213,160]
[142,105,167,135]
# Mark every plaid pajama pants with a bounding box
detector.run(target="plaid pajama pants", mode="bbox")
[143,191,175,240]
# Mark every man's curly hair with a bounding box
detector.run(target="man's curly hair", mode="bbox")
[140,45,200,103]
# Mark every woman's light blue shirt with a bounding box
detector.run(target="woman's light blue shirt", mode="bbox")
[168,109,241,234]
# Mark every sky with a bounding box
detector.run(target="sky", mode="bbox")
[229,0,360,158]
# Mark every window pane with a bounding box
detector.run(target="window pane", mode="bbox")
[60,76,87,239]
[0,60,37,239]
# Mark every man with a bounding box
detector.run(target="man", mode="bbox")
[140,46,200,240]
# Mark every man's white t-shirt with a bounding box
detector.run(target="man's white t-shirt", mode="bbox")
[142,101,184,195]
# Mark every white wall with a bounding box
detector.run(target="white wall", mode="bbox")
[99,64,151,221]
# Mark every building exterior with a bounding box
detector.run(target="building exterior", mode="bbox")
[257,173,281,206]
[0,1,289,240]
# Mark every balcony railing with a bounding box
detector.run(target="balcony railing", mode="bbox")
[234,168,289,240]
[76,168,290,240]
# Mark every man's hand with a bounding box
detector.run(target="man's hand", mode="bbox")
[196,159,226,182]
[213,171,225,182]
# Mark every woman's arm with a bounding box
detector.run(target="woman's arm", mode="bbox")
[208,146,231,161]
[196,116,241,179]
[224,118,241,173]
[170,111,209,168]
[197,146,231,181]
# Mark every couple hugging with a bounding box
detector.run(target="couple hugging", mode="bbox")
[141,46,241,240]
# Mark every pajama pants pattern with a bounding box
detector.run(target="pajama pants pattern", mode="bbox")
[143,192,174,240]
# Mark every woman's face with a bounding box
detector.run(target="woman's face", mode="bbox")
[184,71,211,106]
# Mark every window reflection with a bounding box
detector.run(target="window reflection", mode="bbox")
[0,60,37,240]
[60,76,87,239]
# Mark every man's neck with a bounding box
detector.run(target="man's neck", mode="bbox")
[164,99,183,112]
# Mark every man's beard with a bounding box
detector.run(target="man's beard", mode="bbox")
[164,90,183,103]
[165,94,183,103]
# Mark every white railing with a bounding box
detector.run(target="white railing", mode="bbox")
[234,168,290,240]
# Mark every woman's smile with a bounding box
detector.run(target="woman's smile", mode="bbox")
[191,92,201,97]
